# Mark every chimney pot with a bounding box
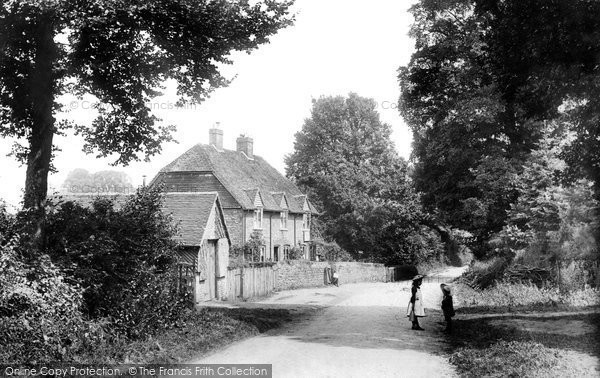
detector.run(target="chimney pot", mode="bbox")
[236,135,254,158]
[209,124,223,150]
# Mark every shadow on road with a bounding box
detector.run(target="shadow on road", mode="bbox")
[447,309,600,357]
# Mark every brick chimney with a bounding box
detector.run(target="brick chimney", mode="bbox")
[209,122,223,150]
[236,135,253,158]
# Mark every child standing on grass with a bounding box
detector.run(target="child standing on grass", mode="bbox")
[440,283,455,333]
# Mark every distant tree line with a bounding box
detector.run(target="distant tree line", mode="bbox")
[61,168,135,193]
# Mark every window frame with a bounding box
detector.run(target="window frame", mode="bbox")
[280,210,288,230]
[302,213,311,230]
[253,207,263,230]
[283,245,290,260]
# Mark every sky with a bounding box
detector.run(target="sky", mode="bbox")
[0,0,418,210]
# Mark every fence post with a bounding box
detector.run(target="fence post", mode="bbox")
[240,266,244,300]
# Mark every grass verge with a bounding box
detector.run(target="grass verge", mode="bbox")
[77,307,292,364]
[445,301,600,377]
[450,340,596,377]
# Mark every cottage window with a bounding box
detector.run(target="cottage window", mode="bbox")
[254,207,263,229]
[283,245,290,260]
[302,213,311,230]
[280,210,288,229]
[260,245,266,262]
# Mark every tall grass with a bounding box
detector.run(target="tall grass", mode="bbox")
[454,282,600,310]
[450,340,597,377]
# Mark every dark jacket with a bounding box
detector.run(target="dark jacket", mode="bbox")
[441,295,455,317]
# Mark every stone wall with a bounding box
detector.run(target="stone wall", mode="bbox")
[274,260,387,291]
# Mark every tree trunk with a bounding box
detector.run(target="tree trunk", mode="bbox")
[22,15,57,252]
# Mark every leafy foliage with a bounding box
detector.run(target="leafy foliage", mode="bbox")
[0,200,14,244]
[229,230,266,265]
[314,240,353,262]
[399,0,600,256]
[0,0,294,212]
[286,93,436,264]
[1,186,273,363]
[288,246,304,260]
[42,187,183,325]
[0,241,89,363]
[485,126,599,282]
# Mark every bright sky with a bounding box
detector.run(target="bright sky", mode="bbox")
[0,0,417,210]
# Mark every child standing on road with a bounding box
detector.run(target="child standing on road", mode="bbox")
[440,284,455,333]
[407,275,426,330]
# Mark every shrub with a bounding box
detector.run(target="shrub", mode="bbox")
[459,257,512,289]
[0,200,14,244]
[0,241,89,363]
[288,246,304,260]
[109,266,191,339]
[315,241,353,262]
[229,231,265,264]
[43,187,182,321]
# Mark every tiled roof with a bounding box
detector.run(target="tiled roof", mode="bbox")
[272,192,288,210]
[162,192,219,246]
[176,249,198,266]
[156,144,318,214]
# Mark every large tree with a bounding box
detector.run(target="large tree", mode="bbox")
[399,0,600,256]
[286,93,438,264]
[0,0,293,245]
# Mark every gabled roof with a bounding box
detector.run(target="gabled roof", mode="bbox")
[155,144,318,214]
[243,188,264,208]
[161,192,229,246]
[272,192,289,210]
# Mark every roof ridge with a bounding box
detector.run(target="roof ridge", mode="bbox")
[156,143,316,213]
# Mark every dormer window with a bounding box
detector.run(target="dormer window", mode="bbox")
[302,213,311,230]
[280,210,288,229]
[254,207,263,229]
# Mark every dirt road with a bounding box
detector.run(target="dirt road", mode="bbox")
[193,267,467,378]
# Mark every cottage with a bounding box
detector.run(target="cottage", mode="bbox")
[162,192,230,303]
[150,127,318,262]
[56,192,231,304]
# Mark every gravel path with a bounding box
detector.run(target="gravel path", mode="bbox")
[193,267,467,378]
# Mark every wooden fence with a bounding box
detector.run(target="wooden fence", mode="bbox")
[226,265,276,302]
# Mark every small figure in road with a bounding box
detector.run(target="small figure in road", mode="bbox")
[407,274,426,330]
[440,283,455,333]
[332,269,339,287]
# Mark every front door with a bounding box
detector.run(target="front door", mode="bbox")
[206,240,217,299]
